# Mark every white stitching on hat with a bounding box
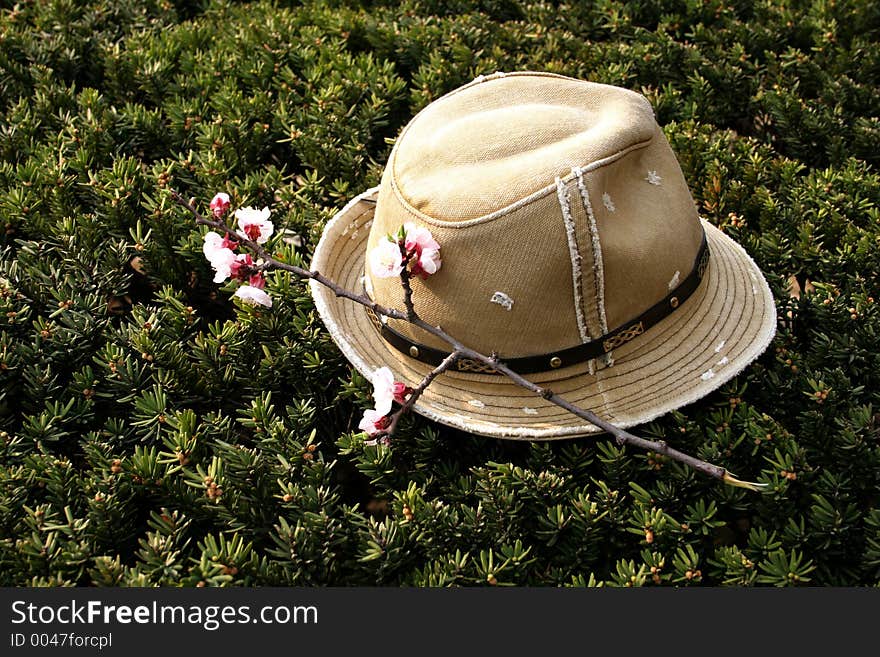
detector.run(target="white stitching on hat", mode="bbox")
[555,177,591,344]
[645,170,662,185]
[572,167,609,344]
[714,340,726,353]
[668,270,680,290]
[700,369,715,381]
[468,399,486,408]
[471,71,508,84]
[716,356,729,367]
[490,291,514,310]
[602,192,616,212]
[388,139,653,228]
[522,407,539,415]
[573,167,612,369]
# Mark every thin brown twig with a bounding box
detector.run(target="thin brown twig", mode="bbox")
[172,190,764,490]
[380,350,461,438]
[399,269,418,321]
[397,243,418,321]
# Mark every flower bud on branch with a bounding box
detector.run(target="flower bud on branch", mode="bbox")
[210,192,230,218]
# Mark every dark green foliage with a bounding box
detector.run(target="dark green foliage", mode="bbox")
[0,0,878,586]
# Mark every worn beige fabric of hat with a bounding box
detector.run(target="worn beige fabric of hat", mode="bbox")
[310,71,777,439]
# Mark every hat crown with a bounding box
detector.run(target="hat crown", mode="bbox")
[367,72,704,362]
[391,73,656,221]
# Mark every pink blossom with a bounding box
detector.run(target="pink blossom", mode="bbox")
[202,231,225,255]
[404,223,440,255]
[210,192,230,218]
[233,285,272,307]
[369,225,442,280]
[410,247,442,279]
[392,382,412,404]
[404,223,442,279]
[220,232,238,250]
[248,273,266,289]
[369,237,404,279]
[359,366,410,439]
[358,408,390,436]
[234,207,274,244]
[203,231,238,255]
[203,232,236,283]
[372,366,397,415]
[229,253,254,281]
[371,366,412,416]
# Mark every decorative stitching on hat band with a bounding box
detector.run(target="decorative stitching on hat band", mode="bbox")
[572,168,609,336]
[555,177,591,344]
[573,166,611,369]
[365,232,710,375]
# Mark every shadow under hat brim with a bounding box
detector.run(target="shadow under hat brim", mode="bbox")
[309,187,777,440]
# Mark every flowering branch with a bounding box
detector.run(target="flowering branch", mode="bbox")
[172,190,764,491]
[379,350,461,439]
[174,190,407,319]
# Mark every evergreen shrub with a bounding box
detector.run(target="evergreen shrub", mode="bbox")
[1,0,879,586]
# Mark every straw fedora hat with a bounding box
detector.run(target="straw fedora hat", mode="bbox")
[309,71,776,439]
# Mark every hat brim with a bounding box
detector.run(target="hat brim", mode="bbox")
[309,187,777,440]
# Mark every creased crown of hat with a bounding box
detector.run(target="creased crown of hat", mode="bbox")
[310,71,776,439]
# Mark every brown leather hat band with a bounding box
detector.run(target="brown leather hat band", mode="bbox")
[366,232,710,375]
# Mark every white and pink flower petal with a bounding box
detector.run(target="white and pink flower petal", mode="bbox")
[372,366,396,416]
[233,285,272,307]
[210,192,231,217]
[369,238,404,279]
[234,206,274,244]
[358,408,389,436]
